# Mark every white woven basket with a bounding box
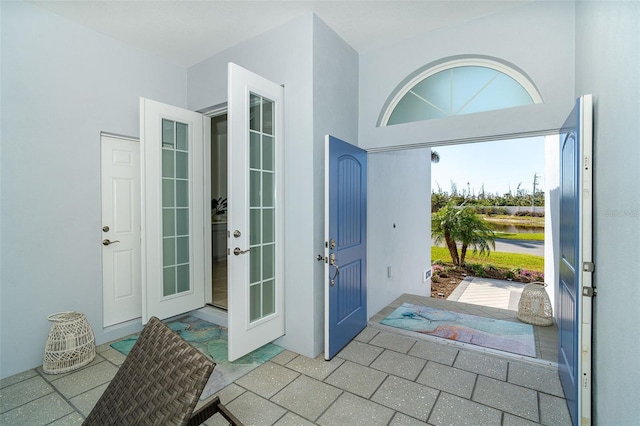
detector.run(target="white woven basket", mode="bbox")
[517,282,553,326]
[43,312,96,374]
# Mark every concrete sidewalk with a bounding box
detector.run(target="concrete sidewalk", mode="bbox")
[448,277,527,311]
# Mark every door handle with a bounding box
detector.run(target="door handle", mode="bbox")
[102,239,120,246]
[233,247,251,255]
[329,253,339,286]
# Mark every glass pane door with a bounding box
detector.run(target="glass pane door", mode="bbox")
[162,119,191,297]
[249,93,276,322]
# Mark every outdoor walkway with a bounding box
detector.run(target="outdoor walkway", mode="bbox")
[448,277,527,311]
[1,294,568,425]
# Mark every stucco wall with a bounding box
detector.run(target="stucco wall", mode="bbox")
[367,149,432,316]
[187,15,319,357]
[359,1,575,150]
[311,17,360,355]
[575,1,640,423]
[0,1,187,378]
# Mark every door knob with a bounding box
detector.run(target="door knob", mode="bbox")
[102,239,120,246]
[233,247,250,255]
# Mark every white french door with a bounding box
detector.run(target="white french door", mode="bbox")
[140,98,209,322]
[227,63,285,361]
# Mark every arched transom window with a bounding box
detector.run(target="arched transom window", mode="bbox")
[381,58,542,126]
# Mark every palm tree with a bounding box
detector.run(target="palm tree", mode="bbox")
[431,202,496,265]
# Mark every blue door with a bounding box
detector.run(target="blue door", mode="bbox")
[559,95,593,425]
[324,135,367,360]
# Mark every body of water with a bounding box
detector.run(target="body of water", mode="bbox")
[492,224,544,234]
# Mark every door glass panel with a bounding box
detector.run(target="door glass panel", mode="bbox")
[250,246,261,283]
[263,209,274,243]
[263,136,274,171]
[262,99,273,135]
[250,132,261,169]
[161,118,191,297]
[162,119,174,148]
[249,284,261,321]
[248,93,277,323]
[250,94,261,131]
[250,209,261,245]
[176,152,188,179]
[176,122,188,151]
[263,280,275,316]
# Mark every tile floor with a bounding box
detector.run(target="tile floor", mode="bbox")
[1,293,569,425]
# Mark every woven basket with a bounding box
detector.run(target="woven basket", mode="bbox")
[517,282,553,326]
[43,312,96,374]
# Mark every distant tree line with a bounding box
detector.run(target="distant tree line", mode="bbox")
[431,183,545,213]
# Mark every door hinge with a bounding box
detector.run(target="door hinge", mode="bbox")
[583,262,595,272]
[582,287,597,297]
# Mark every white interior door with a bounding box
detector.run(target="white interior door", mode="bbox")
[101,134,141,326]
[227,63,285,361]
[140,98,210,322]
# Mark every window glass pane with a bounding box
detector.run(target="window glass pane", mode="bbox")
[389,93,446,125]
[163,238,175,267]
[262,172,274,207]
[176,180,188,207]
[177,264,190,293]
[263,244,274,279]
[162,209,175,237]
[250,284,261,322]
[263,280,275,316]
[386,64,537,126]
[177,236,189,264]
[452,66,497,113]
[163,267,176,296]
[250,171,261,207]
[176,122,188,151]
[262,98,274,135]
[250,209,261,246]
[250,246,261,284]
[176,151,188,179]
[162,119,174,148]
[411,70,451,114]
[250,132,261,169]
[250,94,261,131]
[263,209,274,243]
[176,208,189,236]
[162,150,174,178]
[162,180,174,207]
[262,136,274,171]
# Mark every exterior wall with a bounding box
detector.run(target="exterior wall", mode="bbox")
[359,1,575,150]
[0,1,187,378]
[575,1,640,423]
[368,149,432,316]
[187,15,319,357]
[311,16,359,355]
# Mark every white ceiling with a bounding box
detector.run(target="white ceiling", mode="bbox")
[28,0,532,67]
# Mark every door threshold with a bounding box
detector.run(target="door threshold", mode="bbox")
[191,305,228,328]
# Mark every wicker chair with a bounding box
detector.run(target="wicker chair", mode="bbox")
[83,316,242,426]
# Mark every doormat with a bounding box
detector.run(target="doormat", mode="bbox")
[381,303,536,357]
[110,315,284,400]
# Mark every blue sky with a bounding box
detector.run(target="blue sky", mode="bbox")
[431,137,545,196]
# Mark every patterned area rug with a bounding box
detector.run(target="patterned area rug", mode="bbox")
[381,303,536,357]
[111,316,284,400]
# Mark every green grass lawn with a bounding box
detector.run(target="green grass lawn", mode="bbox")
[431,246,544,271]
